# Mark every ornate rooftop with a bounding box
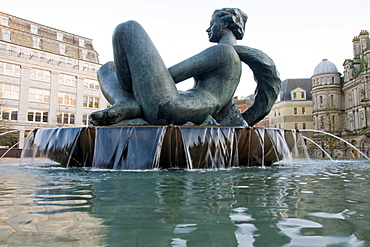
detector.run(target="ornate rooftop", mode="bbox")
[313,59,339,75]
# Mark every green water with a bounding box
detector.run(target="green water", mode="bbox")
[0,159,369,246]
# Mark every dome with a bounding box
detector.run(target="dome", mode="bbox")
[313,59,339,75]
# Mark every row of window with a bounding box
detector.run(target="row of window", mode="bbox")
[84,78,100,90]
[83,96,99,108]
[58,92,76,106]
[0,84,99,108]
[273,123,307,129]
[291,91,306,100]
[316,95,335,107]
[0,44,98,72]
[2,28,88,56]
[57,112,75,125]
[293,107,306,115]
[1,15,86,46]
[0,61,21,77]
[29,88,49,103]
[0,83,19,100]
[294,122,307,129]
[312,76,337,87]
[0,61,99,87]
[59,74,77,86]
[1,107,90,126]
[273,107,306,117]
[30,68,51,82]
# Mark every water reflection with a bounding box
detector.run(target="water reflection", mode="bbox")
[0,164,106,246]
[0,160,370,246]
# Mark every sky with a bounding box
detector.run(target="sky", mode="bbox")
[2,0,370,97]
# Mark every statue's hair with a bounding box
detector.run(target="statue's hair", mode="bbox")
[213,8,248,40]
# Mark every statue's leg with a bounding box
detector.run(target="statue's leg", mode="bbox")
[89,62,142,126]
[111,20,179,124]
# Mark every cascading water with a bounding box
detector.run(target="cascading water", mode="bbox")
[0,129,32,158]
[21,126,303,169]
[301,135,334,161]
[300,129,370,161]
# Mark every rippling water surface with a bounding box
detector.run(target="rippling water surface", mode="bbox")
[1,158,370,246]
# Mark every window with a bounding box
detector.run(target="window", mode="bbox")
[0,62,20,77]
[293,107,297,115]
[84,79,100,90]
[294,123,298,129]
[30,25,38,34]
[59,43,66,55]
[82,114,90,125]
[319,95,323,104]
[332,115,335,129]
[57,112,75,125]
[1,107,18,121]
[292,92,297,99]
[79,39,85,47]
[1,16,9,26]
[2,29,10,42]
[57,33,63,41]
[349,93,353,107]
[58,92,76,106]
[59,74,77,86]
[83,96,99,108]
[82,50,88,60]
[0,83,20,100]
[330,95,334,106]
[302,123,307,129]
[300,92,305,99]
[28,88,50,103]
[278,109,280,116]
[302,107,306,114]
[33,37,41,49]
[28,109,48,123]
[30,68,51,82]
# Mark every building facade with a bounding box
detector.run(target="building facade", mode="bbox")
[0,12,106,148]
[311,59,343,132]
[268,78,314,130]
[311,30,370,158]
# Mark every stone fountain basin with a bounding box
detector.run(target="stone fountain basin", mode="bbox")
[23,126,298,169]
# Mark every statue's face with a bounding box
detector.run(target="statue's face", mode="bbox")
[206,15,225,43]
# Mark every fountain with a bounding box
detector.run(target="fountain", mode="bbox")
[21,8,302,169]
[22,126,301,169]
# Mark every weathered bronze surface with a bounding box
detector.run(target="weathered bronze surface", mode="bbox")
[90,8,281,127]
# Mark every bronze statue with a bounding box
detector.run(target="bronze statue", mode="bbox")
[90,8,281,127]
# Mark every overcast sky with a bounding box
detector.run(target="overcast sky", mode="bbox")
[3,0,370,96]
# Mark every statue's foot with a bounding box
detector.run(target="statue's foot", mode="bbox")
[90,101,142,126]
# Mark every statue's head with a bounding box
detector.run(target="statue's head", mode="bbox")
[212,8,248,40]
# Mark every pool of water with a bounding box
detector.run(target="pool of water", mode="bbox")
[0,158,369,246]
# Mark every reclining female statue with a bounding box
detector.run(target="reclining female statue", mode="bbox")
[90,8,281,126]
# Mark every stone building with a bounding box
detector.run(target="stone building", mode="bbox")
[0,12,106,149]
[268,78,313,130]
[311,30,370,158]
[311,59,343,132]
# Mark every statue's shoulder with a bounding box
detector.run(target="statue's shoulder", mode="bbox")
[232,45,276,68]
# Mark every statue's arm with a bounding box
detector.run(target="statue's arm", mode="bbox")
[168,55,211,84]
[168,46,229,84]
[233,45,281,126]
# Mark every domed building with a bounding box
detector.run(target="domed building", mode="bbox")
[311,30,370,158]
[311,59,343,132]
